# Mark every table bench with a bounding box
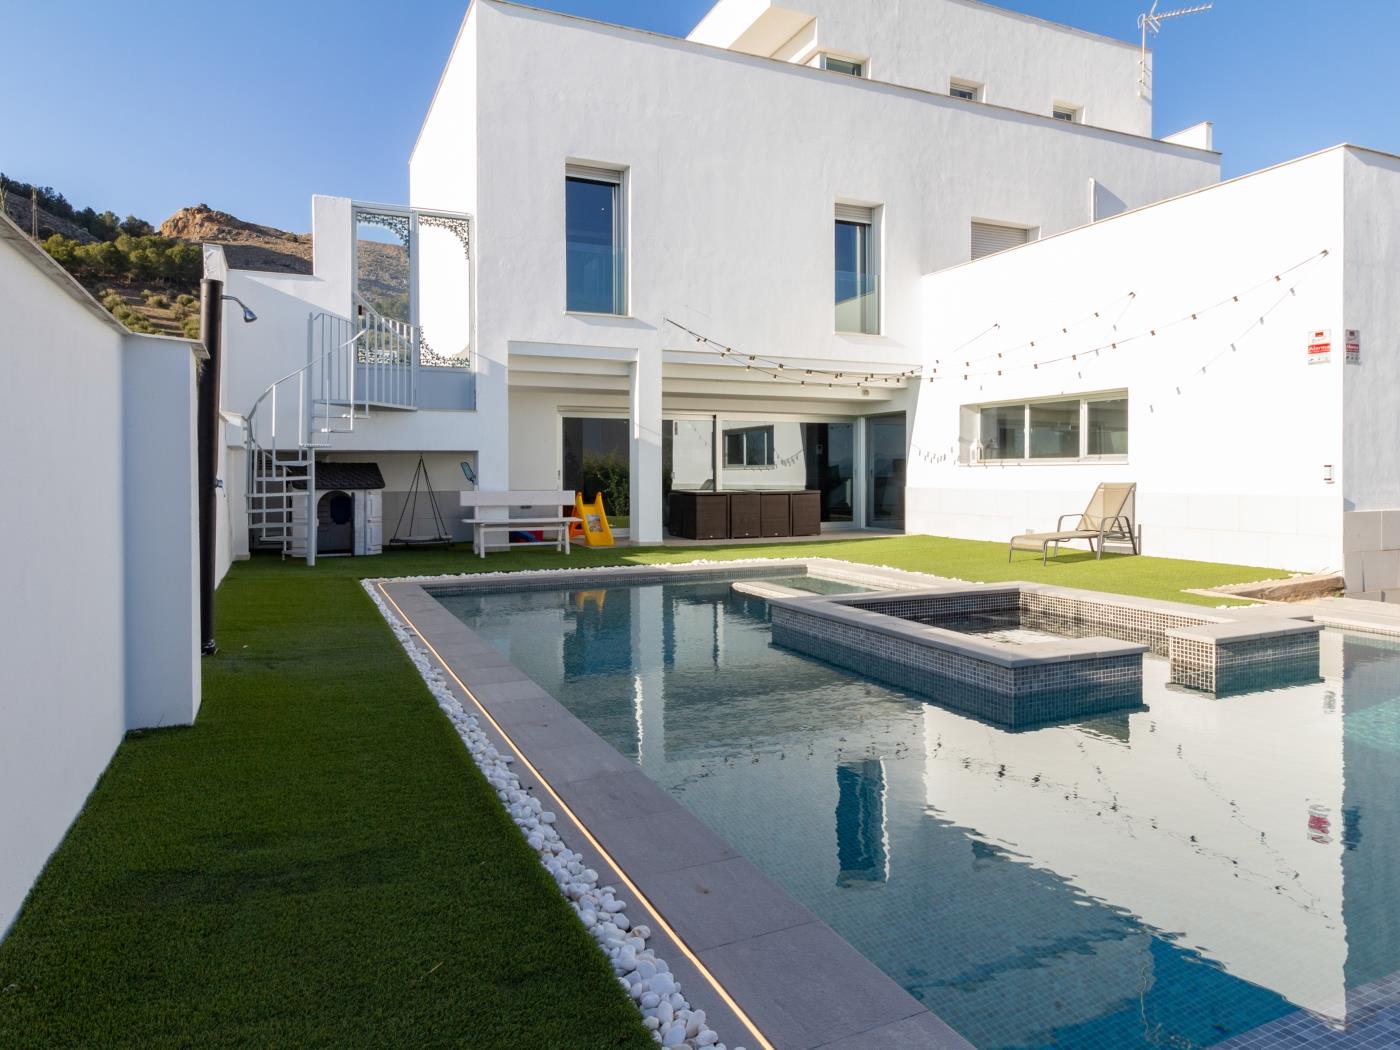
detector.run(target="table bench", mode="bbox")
[460,490,579,558]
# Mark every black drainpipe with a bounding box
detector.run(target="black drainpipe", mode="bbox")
[197,278,223,655]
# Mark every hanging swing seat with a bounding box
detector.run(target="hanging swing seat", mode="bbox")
[388,454,455,547]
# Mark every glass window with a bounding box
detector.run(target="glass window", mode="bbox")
[978,405,1025,460]
[950,80,980,101]
[1053,106,1079,122]
[1029,399,1082,459]
[822,55,864,77]
[972,394,1127,462]
[566,174,625,314]
[1087,398,1129,456]
[835,219,878,334]
[723,425,774,468]
[865,414,905,529]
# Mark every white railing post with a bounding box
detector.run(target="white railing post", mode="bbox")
[411,320,420,406]
[306,451,316,567]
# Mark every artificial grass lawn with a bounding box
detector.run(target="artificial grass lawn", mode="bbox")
[0,573,654,1049]
[230,532,1287,608]
[0,534,1282,1047]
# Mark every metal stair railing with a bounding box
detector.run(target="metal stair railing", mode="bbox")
[244,315,400,564]
[350,293,419,408]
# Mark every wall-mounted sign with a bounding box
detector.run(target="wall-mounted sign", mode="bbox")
[1346,328,1361,365]
[1307,329,1331,365]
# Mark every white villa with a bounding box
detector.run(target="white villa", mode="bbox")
[6,0,1400,956]
[207,0,1400,589]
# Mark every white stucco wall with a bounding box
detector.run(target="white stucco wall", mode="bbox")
[0,230,127,939]
[688,0,1152,136]
[0,224,199,939]
[409,7,503,488]
[912,149,1350,572]
[1341,148,1400,514]
[122,340,201,729]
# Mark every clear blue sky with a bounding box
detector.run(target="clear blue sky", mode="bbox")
[3,0,1397,232]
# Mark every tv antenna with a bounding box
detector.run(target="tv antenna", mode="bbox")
[1138,1,1212,100]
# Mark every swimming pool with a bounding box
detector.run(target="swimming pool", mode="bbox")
[434,574,1400,1049]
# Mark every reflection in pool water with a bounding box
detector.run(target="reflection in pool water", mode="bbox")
[435,576,1400,1050]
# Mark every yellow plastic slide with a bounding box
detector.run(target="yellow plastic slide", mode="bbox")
[574,493,615,547]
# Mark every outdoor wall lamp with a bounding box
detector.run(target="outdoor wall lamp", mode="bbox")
[223,294,257,323]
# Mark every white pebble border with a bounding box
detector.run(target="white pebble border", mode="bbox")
[363,579,743,1050]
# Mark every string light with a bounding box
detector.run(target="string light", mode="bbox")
[931,249,1328,383]
[951,291,1137,371]
[663,317,923,389]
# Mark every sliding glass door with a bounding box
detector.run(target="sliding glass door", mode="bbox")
[562,417,629,526]
[802,422,855,524]
[865,413,905,531]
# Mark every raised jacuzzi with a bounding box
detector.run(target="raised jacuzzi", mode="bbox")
[767,582,1323,727]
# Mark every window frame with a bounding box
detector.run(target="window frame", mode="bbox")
[1052,103,1082,123]
[967,391,1128,465]
[820,53,866,78]
[835,203,881,336]
[564,163,628,317]
[949,79,983,102]
[722,424,776,468]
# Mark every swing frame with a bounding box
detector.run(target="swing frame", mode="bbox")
[388,454,454,547]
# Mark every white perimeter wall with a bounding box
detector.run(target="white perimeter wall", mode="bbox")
[0,229,199,938]
[912,149,1349,572]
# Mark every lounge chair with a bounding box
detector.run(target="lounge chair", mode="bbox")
[1009,483,1139,565]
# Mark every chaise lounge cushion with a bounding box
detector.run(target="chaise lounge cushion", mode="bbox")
[1009,529,1101,550]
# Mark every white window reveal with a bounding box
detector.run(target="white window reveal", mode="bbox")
[949,79,982,101]
[821,54,865,77]
[969,393,1128,463]
[970,221,1032,261]
[1052,104,1081,123]
[565,163,626,315]
[724,425,775,467]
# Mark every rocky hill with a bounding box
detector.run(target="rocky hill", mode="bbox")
[160,204,409,309]
[159,204,313,274]
[2,187,411,334]
[2,193,100,244]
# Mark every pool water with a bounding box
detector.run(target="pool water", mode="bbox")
[437,576,1400,1050]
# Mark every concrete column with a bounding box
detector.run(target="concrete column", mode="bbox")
[630,348,663,543]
